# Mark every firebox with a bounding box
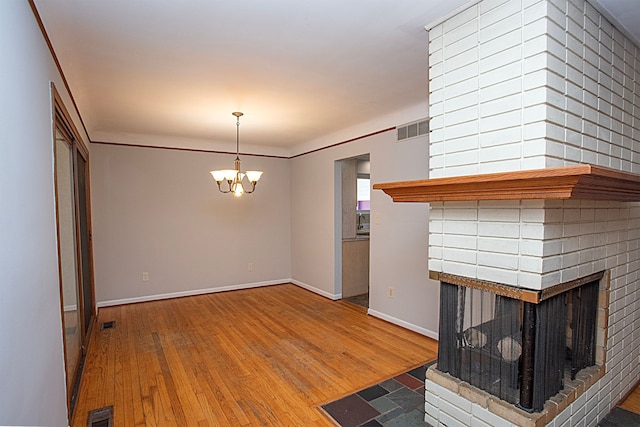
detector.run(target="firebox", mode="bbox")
[436,271,604,413]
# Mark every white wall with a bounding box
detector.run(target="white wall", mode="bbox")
[290,125,440,338]
[90,144,292,304]
[370,133,440,337]
[0,2,88,425]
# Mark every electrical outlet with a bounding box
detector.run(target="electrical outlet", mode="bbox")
[142,272,149,282]
[248,263,254,271]
[388,286,393,297]
[375,214,381,225]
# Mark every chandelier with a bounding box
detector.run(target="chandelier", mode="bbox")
[210,112,263,196]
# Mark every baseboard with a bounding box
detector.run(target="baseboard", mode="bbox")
[96,279,289,308]
[367,309,439,340]
[290,279,341,300]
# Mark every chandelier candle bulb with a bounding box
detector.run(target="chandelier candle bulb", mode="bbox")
[210,112,263,196]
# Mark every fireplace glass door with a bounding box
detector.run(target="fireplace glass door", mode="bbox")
[437,279,600,412]
[438,284,522,404]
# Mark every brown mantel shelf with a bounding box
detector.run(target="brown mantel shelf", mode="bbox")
[373,165,640,202]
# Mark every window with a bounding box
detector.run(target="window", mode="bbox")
[357,178,370,211]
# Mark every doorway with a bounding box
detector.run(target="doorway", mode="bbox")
[52,85,96,416]
[336,154,370,308]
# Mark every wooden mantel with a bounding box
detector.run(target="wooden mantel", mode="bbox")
[373,165,640,202]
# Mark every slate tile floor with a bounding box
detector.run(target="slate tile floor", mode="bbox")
[599,407,640,426]
[321,361,640,426]
[321,364,431,427]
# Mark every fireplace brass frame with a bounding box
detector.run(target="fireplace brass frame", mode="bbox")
[430,270,605,304]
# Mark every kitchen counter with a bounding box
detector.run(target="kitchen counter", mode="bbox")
[344,234,369,241]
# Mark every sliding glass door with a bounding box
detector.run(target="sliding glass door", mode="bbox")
[52,85,96,415]
[54,127,83,399]
[75,149,96,340]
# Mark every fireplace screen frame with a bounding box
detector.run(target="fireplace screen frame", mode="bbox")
[436,271,605,413]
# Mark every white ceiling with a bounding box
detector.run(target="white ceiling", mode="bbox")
[34,1,639,157]
[592,0,640,45]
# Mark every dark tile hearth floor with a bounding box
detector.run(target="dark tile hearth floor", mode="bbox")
[320,360,640,426]
[599,407,640,426]
[321,364,432,427]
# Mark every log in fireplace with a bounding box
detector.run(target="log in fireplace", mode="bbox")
[436,271,603,413]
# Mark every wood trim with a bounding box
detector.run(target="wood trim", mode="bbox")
[29,1,91,141]
[93,127,395,159]
[289,127,395,159]
[373,165,640,202]
[52,84,90,155]
[91,140,289,159]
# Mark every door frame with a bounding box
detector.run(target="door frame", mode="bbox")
[51,83,97,416]
[334,154,371,301]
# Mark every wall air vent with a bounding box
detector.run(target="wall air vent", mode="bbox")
[396,118,429,142]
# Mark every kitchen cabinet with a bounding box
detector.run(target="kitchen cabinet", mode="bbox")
[342,238,370,298]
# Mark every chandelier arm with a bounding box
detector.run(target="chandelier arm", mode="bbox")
[242,181,257,193]
[234,173,257,193]
[226,179,235,193]
[216,181,231,193]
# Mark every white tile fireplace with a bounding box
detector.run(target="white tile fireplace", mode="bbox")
[374,0,640,425]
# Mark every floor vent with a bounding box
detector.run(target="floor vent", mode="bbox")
[100,321,115,330]
[396,118,429,142]
[87,405,113,427]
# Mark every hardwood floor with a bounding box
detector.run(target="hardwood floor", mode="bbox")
[72,284,438,426]
[620,382,640,415]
